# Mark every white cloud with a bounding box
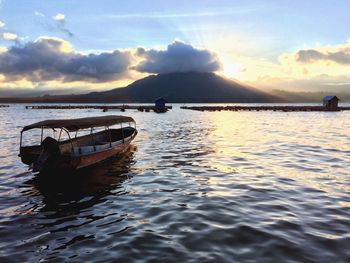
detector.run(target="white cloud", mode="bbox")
[53,13,65,22]
[34,10,45,17]
[1,32,17,41]
[0,21,5,28]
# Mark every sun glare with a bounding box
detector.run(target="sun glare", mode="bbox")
[219,54,241,78]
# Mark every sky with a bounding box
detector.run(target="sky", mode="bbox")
[0,0,350,96]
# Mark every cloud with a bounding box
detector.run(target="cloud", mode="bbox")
[1,32,18,41]
[35,11,74,37]
[52,13,74,37]
[295,38,350,65]
[224,37,350,93]
[34,10,45,18]
[0,21,4,28]
[0,38,223,91]
[254,74,350,93]
[53,13,65,22]
[296,49,325,63]
[255,37,350,91]
[0,37,133,83]
[57,24,74,38]
[134,41,222,74]
[296,49,350,65]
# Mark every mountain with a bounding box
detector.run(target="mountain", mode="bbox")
[85,72,277,103]
[271,90,350,102]
[0,72,278,103]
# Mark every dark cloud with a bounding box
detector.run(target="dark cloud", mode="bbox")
[134,41,222,74]
[0,38,223,85]
[296,49,350,65]
[0,37,132,82]
[296,49,325,63]
[56,24,74,38]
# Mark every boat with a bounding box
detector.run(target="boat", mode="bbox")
[19,115,137,173]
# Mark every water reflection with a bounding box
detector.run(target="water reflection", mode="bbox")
[1,105,350,262]
[21,145,136,215]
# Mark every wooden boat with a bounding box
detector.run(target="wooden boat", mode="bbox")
[19,115,137,173]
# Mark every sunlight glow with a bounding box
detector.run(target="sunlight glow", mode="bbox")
[220,56,241,78]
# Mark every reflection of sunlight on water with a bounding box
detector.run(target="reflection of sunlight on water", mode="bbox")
[339,201,350,208]
[206,112,261,173]
[0,105,350,262]
[202,110,350,198]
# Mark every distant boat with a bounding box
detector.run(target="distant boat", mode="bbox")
[19,115,137,173]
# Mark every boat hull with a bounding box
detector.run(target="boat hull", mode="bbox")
[31,141,133,174]
[20,136,136,173]
[71,140,132,170]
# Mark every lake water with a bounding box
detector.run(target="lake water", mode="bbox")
[0,104,350,262]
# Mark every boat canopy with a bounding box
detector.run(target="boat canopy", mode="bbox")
[22,115,135,132]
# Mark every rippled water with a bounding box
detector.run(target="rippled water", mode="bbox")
[0,104,350,262]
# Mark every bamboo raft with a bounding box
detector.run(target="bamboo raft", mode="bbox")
[180,105,350,112]
[25,105,172,112]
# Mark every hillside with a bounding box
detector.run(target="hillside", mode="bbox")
[90,72,277,103]
[0,72,278,103]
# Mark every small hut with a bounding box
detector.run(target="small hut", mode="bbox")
[323,96,339,110]
[154,97,168,113]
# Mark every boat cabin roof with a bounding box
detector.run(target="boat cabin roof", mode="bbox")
[22,115,135,132]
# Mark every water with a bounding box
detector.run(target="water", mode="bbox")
[0,104,350,262]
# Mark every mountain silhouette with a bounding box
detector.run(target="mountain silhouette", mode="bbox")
[0,72,279,103]
[79,72,277,103]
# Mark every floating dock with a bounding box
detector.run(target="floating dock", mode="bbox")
[25,105,172,112]
[180,105,350,112]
